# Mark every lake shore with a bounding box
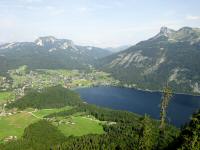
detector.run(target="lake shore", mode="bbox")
[75,86,200,127]
[72,84,200,97]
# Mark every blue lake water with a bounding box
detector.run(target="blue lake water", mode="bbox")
[75,86,200,127]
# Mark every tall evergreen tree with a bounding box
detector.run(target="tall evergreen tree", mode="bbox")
[138,114,154,150]
[158,85,173,149]
[177,110,200,150]
[160,85,173,131]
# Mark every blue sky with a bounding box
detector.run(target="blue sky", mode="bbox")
[0,0,200,47]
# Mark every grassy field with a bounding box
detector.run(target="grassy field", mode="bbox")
[33,106,72,118]
[0,92,14,105]
[0,112,39,141]
[56,115,105,136]
[73,79,93,87]
[0,106,105,142]
[34,107,105,137]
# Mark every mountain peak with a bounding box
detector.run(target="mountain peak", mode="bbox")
[150,26,175,40]
[159,26,175,37]
[178,26,193,31]
[35,36,57,46]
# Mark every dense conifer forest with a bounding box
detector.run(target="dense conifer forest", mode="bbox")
[0,86,199,150]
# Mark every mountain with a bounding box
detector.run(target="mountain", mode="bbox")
[0,36,111,74]
[106,45,131,53]
[96,27,200,95]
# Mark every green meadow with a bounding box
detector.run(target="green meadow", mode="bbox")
[56,115,105,136]
[0,112,39,141]
[0,107,105,142]
[0,92,14,105]
[33,106,72,118]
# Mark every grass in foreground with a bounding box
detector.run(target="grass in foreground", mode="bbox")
[0,112,39,141]
[56,115,105,136]
[33,106,72,118]
[0,92,14,104]
[0,106,105,142]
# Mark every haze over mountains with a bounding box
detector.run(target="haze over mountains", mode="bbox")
[97,26,200,94]
[0,27,200,149]
[106,45,131,53]
[0,36,111,74]
[0,26,200,94]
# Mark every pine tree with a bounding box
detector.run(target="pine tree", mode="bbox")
[157,85,173,149]
[160,85,173,131]
[138,114,153,150]
[177,110,200,150]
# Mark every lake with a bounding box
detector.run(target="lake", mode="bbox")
[75,86,200,127]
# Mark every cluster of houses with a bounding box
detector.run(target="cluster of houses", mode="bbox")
[3,136,17,142]
[7,68,119,92]
[0,69,120,118]
[0,104,18,117]
[45,117,75,125]
[0,77,11,91]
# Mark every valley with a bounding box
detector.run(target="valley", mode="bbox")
[0,27,199,150]
[0,65,119,99]
[96,27,200,95]
[0,86,179,149]
[0,106,105,143]
[0,87,106,143]
[76,86,200,127]
[1,27,200,95]
[1,0,200,149]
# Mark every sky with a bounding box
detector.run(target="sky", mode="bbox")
[0,0,200,47]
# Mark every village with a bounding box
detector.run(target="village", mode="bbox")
[0,66,120,117]
[0,65,120,143]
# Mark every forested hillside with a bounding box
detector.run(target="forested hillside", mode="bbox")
[6,86,82,109]
[96,27,200,95]
[0,86,183,150]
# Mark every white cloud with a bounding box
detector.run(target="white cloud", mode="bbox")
[19,0,43,3]
[79,7,88,12]
[186,15,200,20]
[164,10,176,17]
[77,6,94,13]
[49,9,65,16]
[114,1,123,7]
[42,6,66,16]
[0,19,17,28]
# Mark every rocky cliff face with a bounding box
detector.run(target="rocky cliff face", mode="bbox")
[96,27,200,94]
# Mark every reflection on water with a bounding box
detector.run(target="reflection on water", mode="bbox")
[76,86,200,127]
